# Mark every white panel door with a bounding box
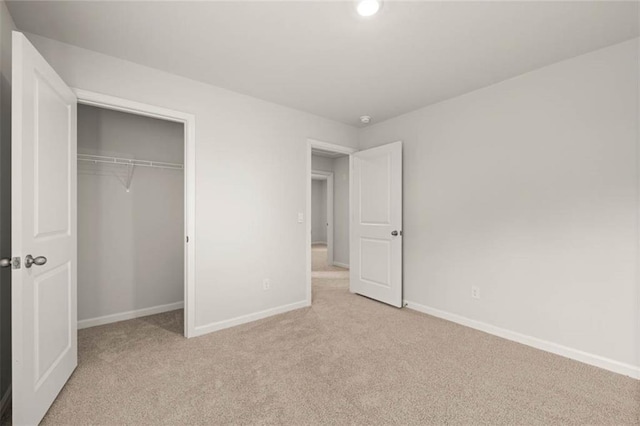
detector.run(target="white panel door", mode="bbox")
[350,141,402,307]
[12,31,77,426]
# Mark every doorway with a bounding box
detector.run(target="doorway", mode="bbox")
[75,90,196,337]
[76,103,185,334]
[306,138,404,308]
[311,170,333,260]
[306,139,356,304]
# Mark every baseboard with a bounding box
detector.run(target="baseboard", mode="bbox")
[404,300,640,380]
[0,385,11,419]
[312,241,327,245]
[78,301,184,329]
[332,262,350,269]
[192,300,309,338]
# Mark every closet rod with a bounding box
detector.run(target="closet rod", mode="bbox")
[77,154,183,170]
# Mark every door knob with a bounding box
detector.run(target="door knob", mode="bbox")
[0,258,10,268]
[24,255,47,268]
[391,230,399,236]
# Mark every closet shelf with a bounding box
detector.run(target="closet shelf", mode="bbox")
[77,154,183,170]
[77,154,183,192]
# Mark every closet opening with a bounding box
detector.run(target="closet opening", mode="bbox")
[75,93,194,338]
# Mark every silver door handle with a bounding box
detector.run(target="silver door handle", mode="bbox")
[25,255,47,268]
[0,258,10,268]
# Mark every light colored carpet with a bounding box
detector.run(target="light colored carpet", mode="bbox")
[37,245,639,425]
[312,243,349,284]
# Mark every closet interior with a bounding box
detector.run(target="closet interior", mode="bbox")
[77,104,185,332]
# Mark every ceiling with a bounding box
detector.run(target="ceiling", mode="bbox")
[7,1,638,127]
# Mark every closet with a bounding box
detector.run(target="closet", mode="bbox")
[76,104,185,330]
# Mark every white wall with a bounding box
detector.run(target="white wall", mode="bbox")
[311,179,327,243]
[359,39,640,372]
[0,0,14,408]
[24,33,358,332]
[332,156,349,267]
[77,104,184,322]
[311,155,334,173]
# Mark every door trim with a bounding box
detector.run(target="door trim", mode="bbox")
[306,139,357,305]
[73,89,197,338]
[311,170,334,265]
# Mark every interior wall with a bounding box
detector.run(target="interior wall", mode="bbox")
[358,39,640,370]
[311,179,327,243]
[0,0,15,409]
[77,104,184,322]
[24,33,359,332]
[311,155,333,173]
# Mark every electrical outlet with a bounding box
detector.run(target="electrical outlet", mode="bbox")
[263,279,271,290]
[471,286,480,299]
[297,212,304,223]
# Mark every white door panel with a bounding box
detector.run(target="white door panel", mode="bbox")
[359,154,391,225]
[12,31,77,426]
[350,141,402,307]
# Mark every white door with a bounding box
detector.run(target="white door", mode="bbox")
[11,31,77,426]
[350,141,402,307]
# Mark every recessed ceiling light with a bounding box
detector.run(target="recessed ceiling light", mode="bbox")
[360,115,372,124]
[357,0,381,17]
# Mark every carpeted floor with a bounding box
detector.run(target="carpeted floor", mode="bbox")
[34,244,639,424]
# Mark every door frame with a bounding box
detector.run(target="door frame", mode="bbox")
[311,170,334,263]
[73,89,197,338]
[306,139,356,305]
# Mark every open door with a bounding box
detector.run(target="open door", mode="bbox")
[11,32,77,425]
[350,141,402,307]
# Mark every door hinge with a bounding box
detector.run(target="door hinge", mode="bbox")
[12,256,21,269]
[186,236,189,243]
